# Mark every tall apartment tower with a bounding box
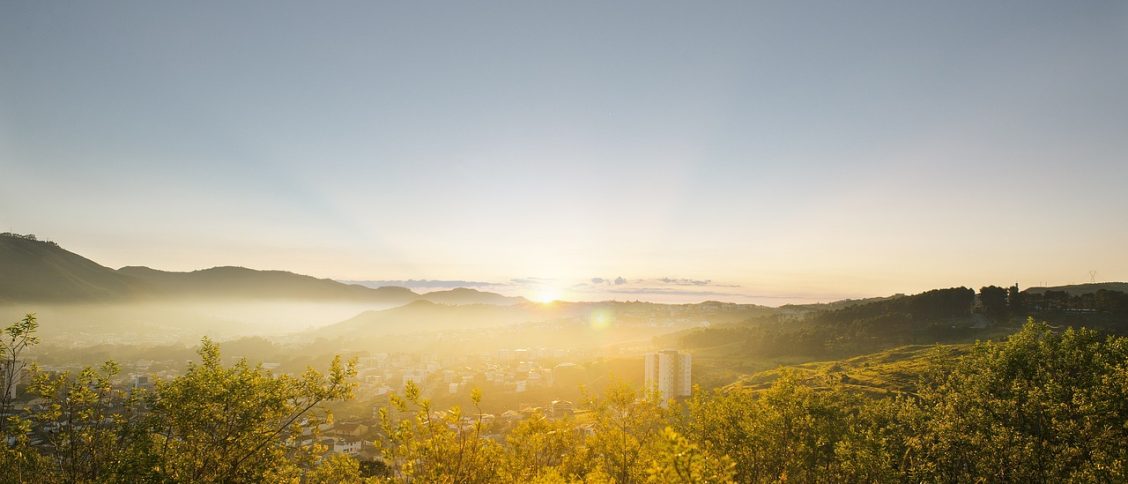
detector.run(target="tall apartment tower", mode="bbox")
[644,350,692,405]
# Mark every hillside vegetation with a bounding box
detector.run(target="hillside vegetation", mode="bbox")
[1025,281,1128,295]
[0,234,146,302]
[670,285,1128,359]
[3,317,1125,482]
[729,343,970,396]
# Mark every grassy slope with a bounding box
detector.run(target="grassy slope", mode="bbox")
[695,324,1020,396]
[727,344,969,396]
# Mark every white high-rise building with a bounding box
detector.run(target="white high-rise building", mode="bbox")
[644,350,692,405]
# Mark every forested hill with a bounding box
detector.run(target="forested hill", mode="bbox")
[315,300,557,337]
[672,285,1128,362]
[0,233,519,305]
[117,266,418,302]
[1024,282,1128,295]
[0,233,145,302]
[311,299,776,344]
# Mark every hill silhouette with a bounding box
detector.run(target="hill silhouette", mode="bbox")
[416,287,526,305]
[1024,282,1128,295]
[0,233,517,305]
[311,299,776,345]
[117,266,418,303]
[0,233,145,302]
[315,300,575,337]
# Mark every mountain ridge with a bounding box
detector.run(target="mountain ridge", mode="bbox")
[1023,282,1128,295]
[0,233,519,305]
[0,233,146,302]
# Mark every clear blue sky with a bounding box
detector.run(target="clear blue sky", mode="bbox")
[2,1,1126,303]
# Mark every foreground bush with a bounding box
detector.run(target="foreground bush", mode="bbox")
[1,327,358,483]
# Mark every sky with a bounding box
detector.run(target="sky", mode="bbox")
[1,1,1126,304]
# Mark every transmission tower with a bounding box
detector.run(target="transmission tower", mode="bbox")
[1089,270,1097,283]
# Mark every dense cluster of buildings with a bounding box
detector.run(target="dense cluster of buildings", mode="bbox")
[350,348,584,400]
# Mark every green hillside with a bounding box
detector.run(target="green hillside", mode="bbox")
[0,233,516,305]
[1024,282,1128,295]
[118,265,417,302]
[0,233,145,302]
[416,287,526,305]
[729,343,970,396]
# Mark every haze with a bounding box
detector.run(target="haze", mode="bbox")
[2,1,1126,303]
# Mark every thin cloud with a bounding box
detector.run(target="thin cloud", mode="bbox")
[603,287,741,298]
[649,277,741,288]
[511,277,554,285]
[603,287,821,300]
[659,277,712,286]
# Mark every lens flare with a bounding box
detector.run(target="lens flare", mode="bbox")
[589,308,613,330]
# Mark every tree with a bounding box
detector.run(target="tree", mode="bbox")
[377,382,503,483]
[905,320,1128,482]
[979,285,1009,322]
[502,409,585,482]
[582,384,668,484]
[144,338,358,482]
[645,426,735,483]
[0,314,38,435]
[11,336,358,483]
[29,361,147,482]
[1007,284,1026,317]
[0,314,52,483]
[303,452,364,483]
[683,372,857,482]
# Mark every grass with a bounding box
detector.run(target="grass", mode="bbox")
[723,343,972,397]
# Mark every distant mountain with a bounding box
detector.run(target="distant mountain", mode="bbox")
[778,295,903,314]
[315,300,573,337]
[1024,282,1128,296]
[117,266,417,303]
[0,233,145,302]
[0,233,518,305]
[118,268,523,305]
[313,299,777,341]
[418,287,527,305]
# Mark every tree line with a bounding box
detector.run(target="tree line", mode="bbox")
[677,286,1128,360]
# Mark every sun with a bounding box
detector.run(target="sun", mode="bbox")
[535,288,561,304]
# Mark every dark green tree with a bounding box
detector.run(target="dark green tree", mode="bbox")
[1007,284,1026,317]
[979,285,1009,322]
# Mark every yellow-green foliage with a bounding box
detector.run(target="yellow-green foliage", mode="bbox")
[374,320,1127,483]
[1,322,360,484]
[734,343,969,396]
[3,317,1126,483]
[377,382,504,483]
[902,320,1128,482]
